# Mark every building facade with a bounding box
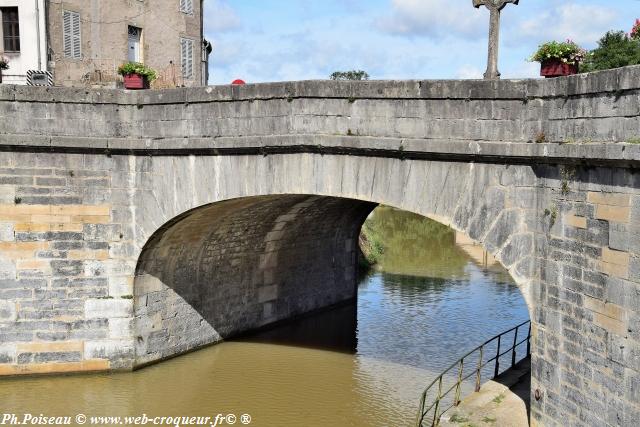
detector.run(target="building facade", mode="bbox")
[0,0,210,87]
[0,0,47,85]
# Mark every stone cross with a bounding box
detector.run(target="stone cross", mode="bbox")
[473,0,519,80]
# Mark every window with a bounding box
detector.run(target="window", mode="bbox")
[1,7,20,52]
[128,26,142,62]
[180,37,194,79]
[180,0,194,15]
[63,10,81,59]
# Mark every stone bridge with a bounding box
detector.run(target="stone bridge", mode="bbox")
[1,66,639,426]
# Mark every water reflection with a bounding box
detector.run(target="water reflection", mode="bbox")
[0,207,529,427]
[239,302,358,354]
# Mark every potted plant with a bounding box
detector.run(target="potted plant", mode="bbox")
[530,40,587,78]
[0,57,9,84]
[117,62,158,89]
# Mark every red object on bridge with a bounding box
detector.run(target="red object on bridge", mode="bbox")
[540,59,578,78]
[123,74,150,90]
[231,79,246,85]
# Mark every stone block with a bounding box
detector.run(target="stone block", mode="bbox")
[85,339,134,360]
[564,214,587,229]
[133,274,164,296]
[16,341,83,353]
[499,233,533,267]
[0,301,17,321]
[109,276,134,297]
[601,261,629,280]
[0,223,14,241]
[85,299,133,319]
[258,285,278,303]
[630,257,640,284]
[108,318,133,339]
[609,222,629,252]
[587,192,631,207]
[596,205,631,223]
[602,247,630,266]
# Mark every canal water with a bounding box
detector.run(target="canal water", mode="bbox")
[0,208,529,427]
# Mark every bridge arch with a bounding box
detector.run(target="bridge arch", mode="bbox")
[131,153,536,366]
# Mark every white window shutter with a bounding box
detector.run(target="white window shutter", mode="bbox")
[72,12,81,59]
[181,38,194,79]
[180,0,193,14]
[63,11,72,57]
[63,10,81,59]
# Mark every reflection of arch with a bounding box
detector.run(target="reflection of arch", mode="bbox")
[132,154,536,367]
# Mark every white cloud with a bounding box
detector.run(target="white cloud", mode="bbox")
[518,3,617,46]
[501,61,540,80]
[455,65,483,79]
[376,0,486,39]
[205,0,242,33]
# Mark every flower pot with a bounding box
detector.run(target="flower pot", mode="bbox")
[123,73,149,90]
[540,59,578,78]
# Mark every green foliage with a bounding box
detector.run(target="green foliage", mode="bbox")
[530,40,587,65]
[358,206,471,278]
[581,31,640,72]
[544,205,558,228]
[492,393,505,404]
[359,221,385,266]
[0,56,9,71]
[330,70,370,81]
[535,132,547,144]
[627,137,640,144]
[117,62,158,81]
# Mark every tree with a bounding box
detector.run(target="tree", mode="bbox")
[329,70,370,81]
[581,30,640,73]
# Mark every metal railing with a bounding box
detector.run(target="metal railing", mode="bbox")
[416,320,531,427]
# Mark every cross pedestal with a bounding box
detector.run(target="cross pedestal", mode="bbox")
[473,0,519,80]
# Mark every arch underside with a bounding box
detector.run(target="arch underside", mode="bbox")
[134,195,375,366]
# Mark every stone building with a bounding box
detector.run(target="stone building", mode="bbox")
[0,0,211,87]
[0,1,47,85]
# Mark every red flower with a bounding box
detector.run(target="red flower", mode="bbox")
[632,19,640,39]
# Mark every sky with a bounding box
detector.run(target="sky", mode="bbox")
[203,0,639,85]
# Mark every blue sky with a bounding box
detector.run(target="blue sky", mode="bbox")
[204,0,639,84]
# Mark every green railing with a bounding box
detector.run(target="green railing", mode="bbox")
[415,320,531,427]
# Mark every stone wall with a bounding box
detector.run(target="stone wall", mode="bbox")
[1,65,639,145]
[47,0,204,87]
[0,67,639,426]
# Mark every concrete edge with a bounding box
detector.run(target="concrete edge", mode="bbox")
[0,133,637,167]
[0,65,638,105]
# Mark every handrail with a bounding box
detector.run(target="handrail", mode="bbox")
[416,320,531,427]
